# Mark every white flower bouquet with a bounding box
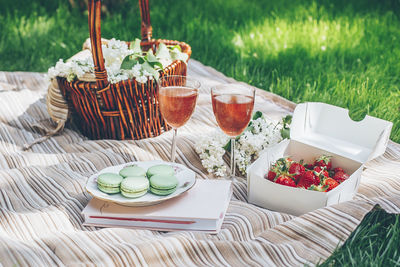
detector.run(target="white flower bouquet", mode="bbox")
[48,38,188,84]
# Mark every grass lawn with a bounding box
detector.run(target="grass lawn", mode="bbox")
[1,0,400,265]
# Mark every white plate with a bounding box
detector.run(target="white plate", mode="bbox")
[86,160,196,206]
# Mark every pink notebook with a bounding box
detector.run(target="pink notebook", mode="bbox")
[82,179,232,233]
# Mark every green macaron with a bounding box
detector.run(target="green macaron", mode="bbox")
[146,164,175,178]
[120,176,149,198]
[97,173,124,194]
[119,165,147,178]
[149,174,178,196]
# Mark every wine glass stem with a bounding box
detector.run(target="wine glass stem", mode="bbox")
[230,137,235,178]
[171,128,178,162]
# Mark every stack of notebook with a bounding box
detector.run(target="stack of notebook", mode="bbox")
[82,179,232,233]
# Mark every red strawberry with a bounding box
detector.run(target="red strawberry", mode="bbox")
[313,166,329,178]
[267,170,277,181]
[313,166,322,172]
[288,162,305,183]
[314,155,332,170]
[324,178,339,192]
[265,157,292,181]
[298,170,320,189]
[333,171,349,183]
[334,167,344,173]
[304,163,314,170]
[275,174,296,187]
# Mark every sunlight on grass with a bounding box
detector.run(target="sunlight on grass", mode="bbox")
[232,16,364,59]
[227,7,400,140]
[0,5,87,71]
[11,16,53,38]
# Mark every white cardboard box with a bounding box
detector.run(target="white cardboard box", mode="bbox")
[247,102,392,216]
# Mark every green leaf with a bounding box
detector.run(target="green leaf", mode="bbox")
[120,57,138,70]
[282,115,292,127]
[252,111,263,120]
[280,114,292,139]
[150,61,163,70]
[280,128,290,139]
[170,48,189,63]
[223,139,231,152]
[146,50,164,70]
[142,61,160,80]
[137,57,145,64]
[168,44,182,52]
[156,42,171,60]
[130,38,142,55]
[146,49,157,62]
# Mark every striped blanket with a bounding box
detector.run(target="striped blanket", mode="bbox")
[0,61,399,266]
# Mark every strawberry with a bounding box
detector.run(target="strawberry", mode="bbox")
[266,170,277,181]
[324,178,339,192]
[333,171,349,183]
[275,174,296,187]
[313,166,329,178]
[314,155,332,170]
[313,166,322,172]
[304,163,314,170]
[265,157,292,181]
[288,162,305,183]
[298,170,320,189]
[334,167,344,173]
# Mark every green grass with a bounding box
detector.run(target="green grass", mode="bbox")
[319,209,400,266]
[1,0,400,265]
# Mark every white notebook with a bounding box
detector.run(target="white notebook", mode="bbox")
[82,179,232,234]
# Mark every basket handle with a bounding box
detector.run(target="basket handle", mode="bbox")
[88,0,153,88]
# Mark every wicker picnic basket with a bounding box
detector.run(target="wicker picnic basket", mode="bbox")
[56,0,191,140]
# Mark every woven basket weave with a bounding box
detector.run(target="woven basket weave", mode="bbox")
[56,0,191,140]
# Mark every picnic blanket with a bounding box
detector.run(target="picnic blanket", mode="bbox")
[0,60,399,266]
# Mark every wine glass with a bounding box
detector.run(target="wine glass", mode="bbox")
[158,75,200,162]
[211,83,255,179]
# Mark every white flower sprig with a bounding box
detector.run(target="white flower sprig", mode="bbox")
[195,112,291,177]
[48,57,94,82]
[195,130,229,177]
[48,38,188,84]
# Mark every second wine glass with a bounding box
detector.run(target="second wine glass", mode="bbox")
[211,83,255,179]
[158,75,200,162]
